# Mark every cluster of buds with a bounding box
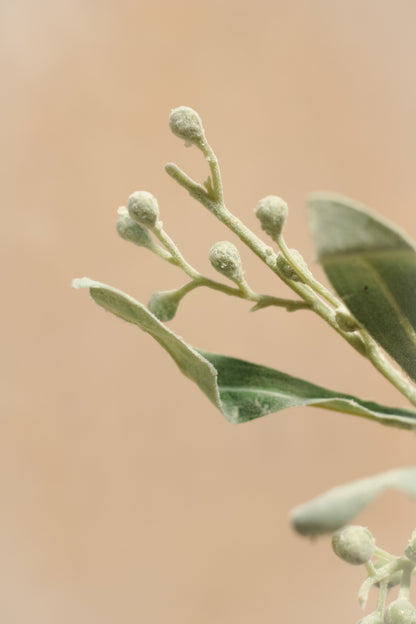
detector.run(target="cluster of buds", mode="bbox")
[332,526,416,623]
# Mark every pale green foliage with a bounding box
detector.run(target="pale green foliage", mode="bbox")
[74,106,416,622]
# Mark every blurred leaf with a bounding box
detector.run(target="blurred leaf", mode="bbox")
[291,467,416,536]
[308,193,416,382]
[73,278,416,429]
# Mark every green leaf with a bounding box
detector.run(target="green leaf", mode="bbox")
[72,278,221,409]
[73,278,416,429]
[308,193,416,382]
[291,467,416,536]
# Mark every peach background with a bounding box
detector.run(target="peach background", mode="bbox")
[3,1,416,622]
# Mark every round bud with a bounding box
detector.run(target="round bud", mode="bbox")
[255,195,288,239]
[169,106,205,145]
[208,241,244,284]
[148,290,180,322]
[358,612,384,624]
[405,528,416,563]
[332,525,375,565]
[116,213,152,247]
[384,598,416,624]
[128,191,159,228]
[335,309,360,333]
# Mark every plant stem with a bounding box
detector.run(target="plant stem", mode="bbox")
[166,135,416,408]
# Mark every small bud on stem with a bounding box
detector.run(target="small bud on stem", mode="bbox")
[332,525,375,565]
[169,106,205,146]
[255,195,288,240]
[128,191,159,228]
[208,241,244,285]
[384,598,416,624]
[148,290,182,322]
[116,213,153,247]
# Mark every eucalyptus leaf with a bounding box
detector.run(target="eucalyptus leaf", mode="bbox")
[308,193,416,382]
[73,278,416,429]
[291,467,416,536]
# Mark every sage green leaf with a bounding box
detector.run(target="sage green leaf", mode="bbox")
[72,278,221,409]
[201,352,416,428]
[308,193,416,382]
[291,467,416,536]
[73,278,416,429]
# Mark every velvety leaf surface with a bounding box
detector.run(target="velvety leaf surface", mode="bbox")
[72,278,221,409]
[73,278,416,429]
[308,193,416,382]
[291,467,416,536]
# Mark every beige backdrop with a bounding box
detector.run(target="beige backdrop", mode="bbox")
[3,1,416,622]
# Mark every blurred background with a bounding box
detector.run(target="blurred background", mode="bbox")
[3,1,416,622]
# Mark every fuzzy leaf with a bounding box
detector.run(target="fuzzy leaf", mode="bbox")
[73,278,416,429]
[72,278,221,408]
[291,467,416,536]
[308,193,416,382]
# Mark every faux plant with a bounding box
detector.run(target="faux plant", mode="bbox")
[74,107,416,622]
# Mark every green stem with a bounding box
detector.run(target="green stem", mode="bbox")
[398,559,415,599]
[277,235,341,308]
[151,216,309,312]
[376,578,388,614]
[166,144,416,408]
[360,331,416,407]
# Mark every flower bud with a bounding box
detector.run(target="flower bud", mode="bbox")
[128,191,159,228]
[255,195,288,239]
[384,598,416,624]
[335,309,360,333]
[358,612,384,624]
[116,213,153,247]
[208,241,244,284]
[169,106,205,145]
[332,525,375,565]
[404,528,416,563]
[148,290,181,322]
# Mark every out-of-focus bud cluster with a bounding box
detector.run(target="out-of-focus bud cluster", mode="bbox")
[331,525,416,624]
[384,598,416,624]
